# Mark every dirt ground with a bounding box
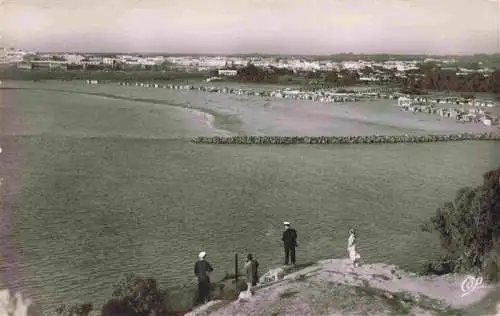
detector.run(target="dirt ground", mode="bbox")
[188,259,498,316]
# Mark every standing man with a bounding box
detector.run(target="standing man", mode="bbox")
[282,221,298,265]
[194,251,213,305]
[244,253,259,294]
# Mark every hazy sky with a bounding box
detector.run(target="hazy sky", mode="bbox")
[0,0,499,54]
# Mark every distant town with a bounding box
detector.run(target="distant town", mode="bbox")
[2,47,500,127]
[0,47,496,84]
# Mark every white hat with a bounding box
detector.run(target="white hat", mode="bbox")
[283,221,290,226]
[198,251,206,259]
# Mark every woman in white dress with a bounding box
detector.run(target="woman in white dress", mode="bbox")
[347,228,360,267]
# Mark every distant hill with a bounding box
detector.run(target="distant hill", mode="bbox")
[32,52,500,60]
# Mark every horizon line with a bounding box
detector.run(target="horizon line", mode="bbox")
[22,51,500,58]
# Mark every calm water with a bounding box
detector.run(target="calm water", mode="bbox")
[0,82,499,312]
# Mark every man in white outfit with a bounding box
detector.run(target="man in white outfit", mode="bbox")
[347,228,361,267]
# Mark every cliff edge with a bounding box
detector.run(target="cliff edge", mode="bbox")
[187,258,498,316]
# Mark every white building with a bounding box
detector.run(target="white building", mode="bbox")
[230,58,247,66]
[31,60,67,69]
[165,57,197,66]
[81,57,102,65]
[341,61,363,70]
[218,69,237,76]
[0,48,26,64]
[102,57,117,65]
[199,57,227,68]
[64,54,85,64]
[141,57,164,65]
[119,56,141,65]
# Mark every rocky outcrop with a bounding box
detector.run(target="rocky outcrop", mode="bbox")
[183,300,225,316]
[259,267,286,284]
[191,133,500,145]
[0,289,32,316]
[201,259,496,315]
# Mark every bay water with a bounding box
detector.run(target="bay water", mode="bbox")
[0,82,498,312]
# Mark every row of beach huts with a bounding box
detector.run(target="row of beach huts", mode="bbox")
[84,80,499,127]
[113,81,393,103]
[86,79,402,103]
[396,96,498,126]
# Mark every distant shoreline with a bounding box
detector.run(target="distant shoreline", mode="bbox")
[0,85,240,137]
[2,81,498,138]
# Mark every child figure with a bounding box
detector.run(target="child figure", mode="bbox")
[347,228,361,267]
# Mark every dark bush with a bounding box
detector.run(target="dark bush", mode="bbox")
[101,273,172,316]
[55,303,93,316]
[210,279,247,301]
[101,298,129,315]
[0,69,209,82]
[421,167,500,281]
[53,272,245,315]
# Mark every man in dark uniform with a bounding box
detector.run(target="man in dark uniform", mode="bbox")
[194,251,213,305]
[281,221,298,265]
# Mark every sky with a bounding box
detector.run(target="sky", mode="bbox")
[0,0,499,55]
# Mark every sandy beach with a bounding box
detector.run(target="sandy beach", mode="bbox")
[6,81,498,137]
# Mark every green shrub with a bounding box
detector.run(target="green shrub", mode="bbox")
[421,167,500,281]
[101,273,172,316]
[52,273,246,315]
[210,279,247,301]
[0,70,209,82]
[55,303,93,316]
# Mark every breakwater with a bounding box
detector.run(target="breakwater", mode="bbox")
[191,133,500,144]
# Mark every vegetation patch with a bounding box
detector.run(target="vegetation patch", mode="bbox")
[372,273,392,281]
[279,289,300,299]
[51,271,248,316]
[350,285,463,316]
[282,261,317,274]
[0,69,210,82]
[210,278,247,301]
[298,279,463,316]
[420,167,500,282]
